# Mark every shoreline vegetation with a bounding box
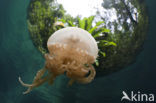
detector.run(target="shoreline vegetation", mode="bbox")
[27,0,148,76]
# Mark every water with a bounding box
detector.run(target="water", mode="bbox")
[0,0,156,103]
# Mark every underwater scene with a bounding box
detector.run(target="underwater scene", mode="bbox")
[0,0,156,103]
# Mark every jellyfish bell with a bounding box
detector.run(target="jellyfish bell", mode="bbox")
[47,27,98,83]
[19,27,98,94]
[47,27,98,58]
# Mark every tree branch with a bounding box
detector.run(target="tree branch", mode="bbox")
[120,0,138,25]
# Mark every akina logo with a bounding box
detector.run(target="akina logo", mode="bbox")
[121,91,155,102]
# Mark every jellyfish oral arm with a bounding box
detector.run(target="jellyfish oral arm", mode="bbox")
[76,65,96,84]
[18,67,48,94]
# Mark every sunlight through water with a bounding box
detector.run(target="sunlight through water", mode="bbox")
[57,0,104,18]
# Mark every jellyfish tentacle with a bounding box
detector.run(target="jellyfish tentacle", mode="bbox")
[23,76,49,94]
[48,64,67,85]
[48,73,57,85]
[18,77,34,94]
[19,77,34,87]
[23,87,31,94]
[19,67,49,94]
[46,57,68,85]
[33,67,46,82]
[33,75,49,87]
[77,65,96,84]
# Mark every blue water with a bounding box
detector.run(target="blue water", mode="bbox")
[0,0,156,103]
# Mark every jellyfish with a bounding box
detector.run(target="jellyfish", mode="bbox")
[19,27,98,94]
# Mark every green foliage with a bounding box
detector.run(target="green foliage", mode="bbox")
[95,60,99,66]
[27,0,66,53]
[99,51,106,57]
[86,16,95,30]
[78,17,86,29]
[92,28,110,38]
[95,0,149,76]
[99,40,117,47]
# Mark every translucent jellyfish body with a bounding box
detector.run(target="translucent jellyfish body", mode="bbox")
[19,27,98,94]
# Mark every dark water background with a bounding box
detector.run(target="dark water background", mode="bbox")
[0,0,156,103]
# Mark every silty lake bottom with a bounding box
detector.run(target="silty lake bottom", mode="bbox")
[0,0,156,103]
